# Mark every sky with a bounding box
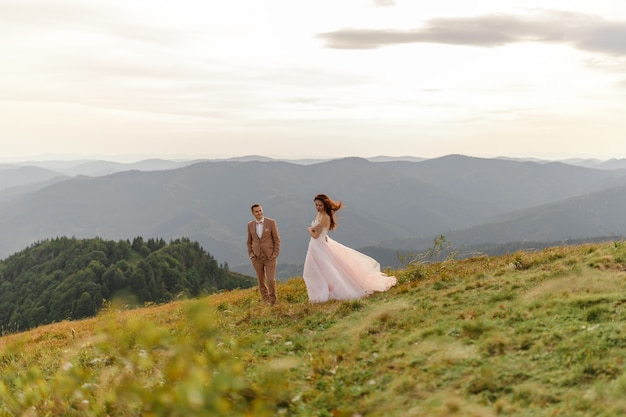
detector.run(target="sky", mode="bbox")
[2,0,626,162]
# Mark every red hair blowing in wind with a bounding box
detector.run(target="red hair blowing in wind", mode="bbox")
[313,194,342,230]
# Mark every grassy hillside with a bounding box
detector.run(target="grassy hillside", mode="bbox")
[1,241,626,416]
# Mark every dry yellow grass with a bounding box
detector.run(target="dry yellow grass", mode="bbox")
[2,241,626,416]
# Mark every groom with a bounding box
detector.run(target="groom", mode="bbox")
[247,203,281,305]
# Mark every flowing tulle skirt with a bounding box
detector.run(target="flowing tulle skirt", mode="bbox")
[302,234,397,303]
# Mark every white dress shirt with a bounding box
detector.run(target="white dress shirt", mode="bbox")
[255,218,264,238]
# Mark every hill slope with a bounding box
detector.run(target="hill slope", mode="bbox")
[383,183,626,258]
[1,241,626,416]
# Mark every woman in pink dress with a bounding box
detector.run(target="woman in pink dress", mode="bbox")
[302,194,397,303]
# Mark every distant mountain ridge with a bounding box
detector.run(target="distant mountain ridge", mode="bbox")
[0,166,68,192]
[1,155,625,278]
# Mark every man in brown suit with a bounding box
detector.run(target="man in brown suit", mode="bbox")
[247,203,281,305]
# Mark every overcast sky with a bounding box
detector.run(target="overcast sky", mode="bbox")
[2,0,626,162]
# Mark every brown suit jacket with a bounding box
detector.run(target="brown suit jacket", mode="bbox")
[247,217,280,260]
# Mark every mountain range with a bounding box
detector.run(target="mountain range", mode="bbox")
[1,155,625,278]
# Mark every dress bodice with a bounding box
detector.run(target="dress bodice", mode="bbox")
[311,219,328,238]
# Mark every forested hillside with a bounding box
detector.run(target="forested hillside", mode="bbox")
[0,237,255,332]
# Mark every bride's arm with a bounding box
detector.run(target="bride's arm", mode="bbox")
[308,215,330,239]
[307,226,321,239]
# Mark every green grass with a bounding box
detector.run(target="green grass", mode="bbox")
[1,242,626,416]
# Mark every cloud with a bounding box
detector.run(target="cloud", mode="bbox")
[317,10,626,56]
[576,22,626,55]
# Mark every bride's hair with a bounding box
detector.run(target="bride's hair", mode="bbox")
[314,194,343,230]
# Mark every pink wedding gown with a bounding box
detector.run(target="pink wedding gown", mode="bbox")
[302,220,397,303]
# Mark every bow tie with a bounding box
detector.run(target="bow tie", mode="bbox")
[256,221,263,224]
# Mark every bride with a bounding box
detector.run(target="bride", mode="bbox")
[302,194,397,303]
